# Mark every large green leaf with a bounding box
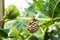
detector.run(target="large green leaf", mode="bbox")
[47,0,60,18]
[33,0,60,18]
[33,0,51,17]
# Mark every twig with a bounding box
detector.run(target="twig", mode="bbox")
[25,34,32,40]
[4,17,52,22]
[15,17,52,21]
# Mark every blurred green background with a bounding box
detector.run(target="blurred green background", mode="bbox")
[0,0,60,40]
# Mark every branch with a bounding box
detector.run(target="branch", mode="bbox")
[4,17,52,22]
[15,17,52,21]
[54,17,60,20]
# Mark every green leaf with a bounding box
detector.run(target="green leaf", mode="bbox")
[4,29,9,33]
[54,2,60,18]
[33,0,44,12]
[28,35,39,40]
[43,21,54,40]
[24,5,37,17]
[47,0,60,18]
[33,0,50,17]
[44,22,60,40]
[0,28,8,38]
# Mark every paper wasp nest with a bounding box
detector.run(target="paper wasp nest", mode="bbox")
[27,18,39,33]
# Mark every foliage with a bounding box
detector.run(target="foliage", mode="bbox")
[0,0,60,40]
[0,28,8,38]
